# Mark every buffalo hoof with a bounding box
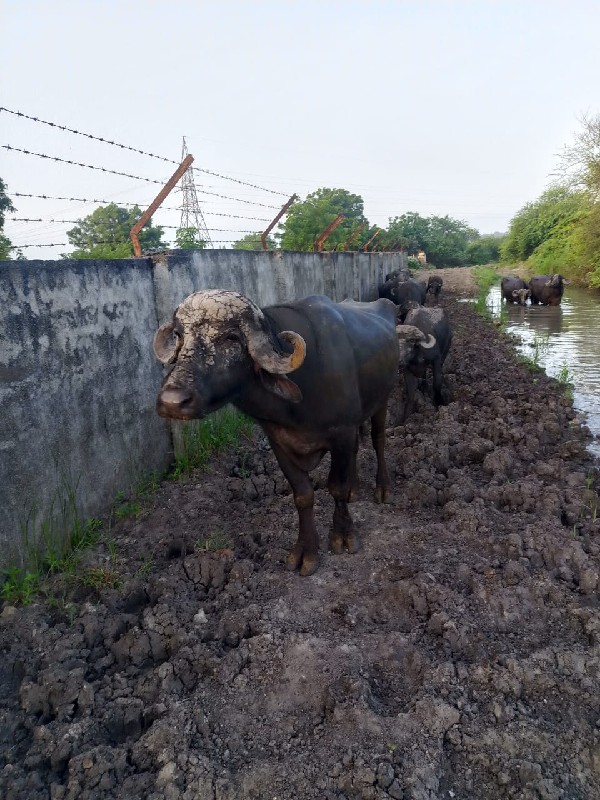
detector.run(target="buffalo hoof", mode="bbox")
[374,487,393,504]
[299,555,319,577]
[329,533,345,555]
[286,546,302,571]
[286,548,319,576]
[329,531,360,554]
[349,487,360,503]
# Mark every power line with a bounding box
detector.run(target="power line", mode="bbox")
[12,193,271,221]
[9,218,260,233]
[3,146,279,207]
[0,105,288,196]
[13,241,244,249]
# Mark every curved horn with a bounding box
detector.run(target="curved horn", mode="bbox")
[153,323,181,365]
[420,334,436,349]
[246,328,306,374]
[512,289,520,297]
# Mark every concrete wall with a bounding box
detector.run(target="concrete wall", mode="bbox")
[0,249,406,565]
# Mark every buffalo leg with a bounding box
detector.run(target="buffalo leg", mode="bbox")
[349,429,360,502]
[432,359,444,407]
[371,403,392,503]
[270,443,320,577]
[327,435,360,555]
[402,370,419,423]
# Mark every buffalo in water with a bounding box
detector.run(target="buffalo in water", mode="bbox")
[528,274,570,306]
[154,290,400,577]
[501,276,530,305]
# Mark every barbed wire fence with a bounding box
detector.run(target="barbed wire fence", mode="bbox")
[1,106,296,255]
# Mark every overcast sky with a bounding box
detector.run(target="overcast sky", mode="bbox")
[2,0,599,258]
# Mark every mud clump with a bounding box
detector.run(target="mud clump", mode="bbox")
[1,296,600,799]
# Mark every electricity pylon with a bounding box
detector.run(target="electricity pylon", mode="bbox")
[178,137,212,247]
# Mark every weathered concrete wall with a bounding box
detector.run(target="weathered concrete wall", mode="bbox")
[0,249,406,565]
[152,249,405,323]
[0,258,172,564]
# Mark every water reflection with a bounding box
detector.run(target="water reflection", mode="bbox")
[486,285,600,459]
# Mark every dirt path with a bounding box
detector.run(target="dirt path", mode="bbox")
[417,266,481,296]
[1,287,600,800]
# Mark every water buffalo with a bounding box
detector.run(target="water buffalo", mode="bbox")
[378,276,426,321]
[397,306,453,422]
[528,274,570,306]
[501,276,530,305]
[385,268,410,282]
[426,274,443,304]
[154,290,400,577]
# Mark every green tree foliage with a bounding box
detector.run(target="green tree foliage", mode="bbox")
[175,227,206,250]
[66,203,167,259]
[277,188,369,251]
[386,212,478,267]
[232,232,276,250]
[0,177,16,259]
[466,235,503,265]
[500,188,588,263]
[554,113,600,198]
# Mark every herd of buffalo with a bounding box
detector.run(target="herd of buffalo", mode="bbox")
[152,268,565,577]
[500,272,570,306]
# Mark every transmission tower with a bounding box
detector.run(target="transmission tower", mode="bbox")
[178,137,212,247]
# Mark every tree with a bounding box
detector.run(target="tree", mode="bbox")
[277,188,369,251]
[466,235,503,265]
[232,233,276,250]
[175,227,206,250]
[500,188,588,263]
[0,177,16,259]
[386,212,477,267]
[66,203,167,258]
[554,113,600,199]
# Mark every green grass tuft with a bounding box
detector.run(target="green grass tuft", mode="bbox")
[171,405,255,478]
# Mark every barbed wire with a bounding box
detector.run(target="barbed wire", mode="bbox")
[12,193,271,221]
[4,147,280,208]
[13,240,245,249]
[0,106,289,196]
[3,144,163,184]
[9,218,260,234]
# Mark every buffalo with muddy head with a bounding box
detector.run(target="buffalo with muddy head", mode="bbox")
[528,274,570,306]
[154,290,400,577]
[396,306,453,422]
[501,276,530,305]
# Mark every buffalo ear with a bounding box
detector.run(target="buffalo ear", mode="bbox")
[259,370,303,403]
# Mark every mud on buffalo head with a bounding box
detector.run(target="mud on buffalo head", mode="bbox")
[395,323,436,364]
[153,290,306,420]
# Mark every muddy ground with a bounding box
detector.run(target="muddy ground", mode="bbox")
[2,283,600,800]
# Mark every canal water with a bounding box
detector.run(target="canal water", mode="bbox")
[485,284,600,459]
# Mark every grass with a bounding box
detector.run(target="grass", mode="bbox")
[171,405,255,478]
[515,332,550,374]
[2,408,254,606]
[556,363,575,400]
[195,530,232,553]
[472,265,506,324]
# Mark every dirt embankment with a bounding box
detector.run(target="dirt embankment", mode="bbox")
[1,286,600,800]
